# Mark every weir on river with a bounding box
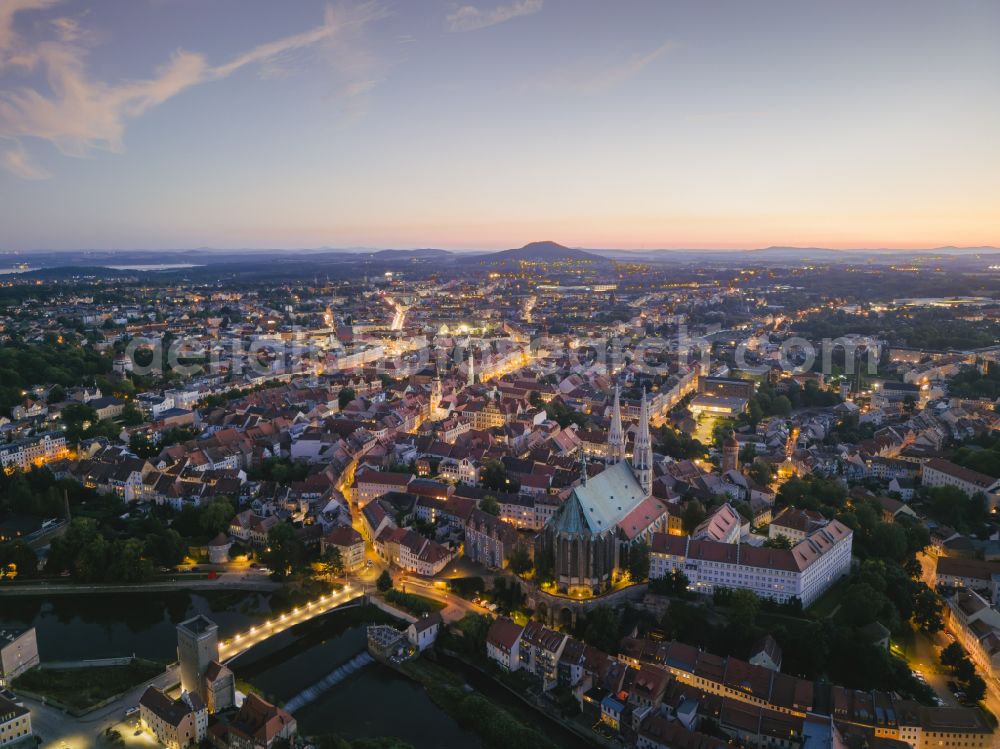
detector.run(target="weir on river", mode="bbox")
[283,652,375,712]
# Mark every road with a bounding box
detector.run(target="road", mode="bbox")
[384,295,408,330]
[906,629,1000,749]
[400,576,493,623]
[22,665,179,749]
[906,630,959,707]
[357,543,494,624]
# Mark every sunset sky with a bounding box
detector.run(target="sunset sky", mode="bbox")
[1,0,998,251]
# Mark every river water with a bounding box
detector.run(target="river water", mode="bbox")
[0,592,488,747]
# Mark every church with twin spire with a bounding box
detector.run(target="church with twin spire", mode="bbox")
[538,386,669,596]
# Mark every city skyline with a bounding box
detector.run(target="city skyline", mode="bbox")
[1,0,999,251]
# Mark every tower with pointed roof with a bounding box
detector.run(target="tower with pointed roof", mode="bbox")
[633,389,653,495]
[430,371,443,419]
[607,384,625,464]
[467,347,475,387]
[722,430,739,474]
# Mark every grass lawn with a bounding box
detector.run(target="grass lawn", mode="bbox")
[807,575,851,619]
[385,589,446,617]
[13,661,164,712]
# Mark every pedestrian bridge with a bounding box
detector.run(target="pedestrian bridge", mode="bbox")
[219,584,364,662]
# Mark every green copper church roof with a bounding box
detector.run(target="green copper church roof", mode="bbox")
[551,461,647,537]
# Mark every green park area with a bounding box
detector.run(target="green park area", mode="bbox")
[13,660,164,713]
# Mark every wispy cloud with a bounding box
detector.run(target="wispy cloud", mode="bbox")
[2,142,49,179]
[446,0,542,33]
[0,1,387,178]
[536,40,674,94]
[0,0,59,60]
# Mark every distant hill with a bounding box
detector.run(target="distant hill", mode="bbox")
[468,241,605,264]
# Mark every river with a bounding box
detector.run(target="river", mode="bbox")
[0,591,534,748]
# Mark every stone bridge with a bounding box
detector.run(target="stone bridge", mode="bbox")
[521,580,649,628]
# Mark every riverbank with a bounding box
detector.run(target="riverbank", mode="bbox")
[13,659,165,714]
[396,656,593,749]
[0,576,281,595]
[398,658,554,749]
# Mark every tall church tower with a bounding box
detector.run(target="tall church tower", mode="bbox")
[430,372,443,419]
[467,347,475,387]
[607,385,626,464]
[632,389,653,495]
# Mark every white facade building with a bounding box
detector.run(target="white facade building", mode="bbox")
[650,520,853,607]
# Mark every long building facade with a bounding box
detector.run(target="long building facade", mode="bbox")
[649,520,853,607]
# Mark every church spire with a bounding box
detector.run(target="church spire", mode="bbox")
[607,384,625,464]
[467,344,475,387]
[579,448,588,485]
[632,387,653,495]
[430,370,443,418]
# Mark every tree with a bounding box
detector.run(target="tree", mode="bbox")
[480,461,510,492]
[626,540,650,582]
[681,500,706,535]
[262,523,306,579]
[507,546,532,575]
[840,583,883,627]
[583,606,621,653]
[199,497,235,538]
[61,402,99,441]
[941,642,965,669]
[47,385,66,404]
[747,460,772,487]
[376,569,393,592]
[338,387,356,411]
[954,656,977,684]
[106,538,154,583]
[534,542,555,586]
[0,541,38,579]
[763,534,792,549]
[771,395,792,416]
[911,583,943,634]
[320,547,345,578]
[728,588,761,629]
[479,494,500,516]
[121,403,144,426]
[870,523,908,562]
[666,569,690,595]
[963,674,986,702]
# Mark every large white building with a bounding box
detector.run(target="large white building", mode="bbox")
[649,520,853,607]
[921,458,1000,510]
[0,432,67,473]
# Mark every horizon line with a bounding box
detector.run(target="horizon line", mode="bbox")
[2,243,1000,255]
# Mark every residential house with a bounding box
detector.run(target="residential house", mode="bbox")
[138,688,207,749]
